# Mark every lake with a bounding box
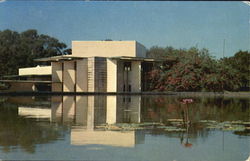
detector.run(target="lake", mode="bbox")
[0,95,249,161]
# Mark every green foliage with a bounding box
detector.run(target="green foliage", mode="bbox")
[147,46,242,91]
[221,51,250,89]
[0,104,65,153]
[0,29,70,75]
[146,46,182,60]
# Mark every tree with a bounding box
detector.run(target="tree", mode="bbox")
[146,46,181,60]
[147,47,241,92]
[221,51,250,90]
[0,29,70,75]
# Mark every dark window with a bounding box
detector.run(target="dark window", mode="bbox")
[124,62,131,71]
[123,84,126,92]
[127,97,131,103]
[128,84,131,92]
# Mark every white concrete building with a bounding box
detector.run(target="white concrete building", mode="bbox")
[36,40,157,92]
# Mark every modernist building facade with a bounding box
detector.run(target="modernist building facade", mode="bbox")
[0,40,159,92]
[0,65,51,91]
[35,40,156,93]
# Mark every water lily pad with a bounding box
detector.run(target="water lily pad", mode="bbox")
[242,122,250,125]
[207,125,222,129]
[164,126,186,132]
[231,120,243,124]
[206,123,224,129]
[245,127,250,130]
[139,122,162,126]
[167,119,183,122]
[206,123,246,132]
[170,122,183,126]
[223,125,245,131]
[199,120,217,123]
[157,126,169,129]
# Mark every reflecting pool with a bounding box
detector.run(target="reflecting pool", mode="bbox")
[0,95,249,161]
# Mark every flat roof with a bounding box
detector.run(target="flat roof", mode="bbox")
[109,56,173,62]
[0,80,52,83]
[35,55,175,62]
[72,40,138,42]
[3,75,51,78]
[34,55,85,62]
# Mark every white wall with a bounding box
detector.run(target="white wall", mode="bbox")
[130,61,141,92]
[76,59,88,92]
[72,41,146,58]
[72,41,137,57]
[75,96,88,125]
[62,96,75,122]
[71,130,135,147]
[52,62,63,82]
[19,66,51,76]
[63,61,76,92]
[52,62,63,92]
[51,96,63,122]
[136,42,147,57]
[106,96,117,124]
[107,59,117,92]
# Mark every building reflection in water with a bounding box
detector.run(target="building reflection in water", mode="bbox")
[50,95,143,148]
[18,107,51,120]
[50,95,141,126]
[17,96,52,121]
[15,95,250,152]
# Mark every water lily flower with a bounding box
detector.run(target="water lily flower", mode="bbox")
[180,99,194,104]
[183,142,193,148]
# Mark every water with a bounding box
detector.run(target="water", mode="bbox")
[0,95,249,161]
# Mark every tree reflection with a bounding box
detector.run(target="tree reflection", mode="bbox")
[0,103,66,153]
[141,96,250,145]
[0,95,248,153]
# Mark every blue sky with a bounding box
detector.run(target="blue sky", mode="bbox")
[0,1,249,58]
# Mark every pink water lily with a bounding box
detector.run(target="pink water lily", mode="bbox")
[183,142,193,148]
[180,99,194,104]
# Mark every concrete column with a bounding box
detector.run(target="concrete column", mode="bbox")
[62,96,75,123]
[130,96,141,123]
[63,61,76,92]
[107,59,117,92]
[76,59,88,92]
[51,96,63,122]
[52,62,63,92]
[75,96,88,126]
[106,96,117,124]
[87,96,95,130]
[87,58,95,92]
[130,61,141,92]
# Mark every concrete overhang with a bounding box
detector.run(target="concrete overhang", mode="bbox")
[108,56,166,62]
[0,80,52,83]
[3,75,51,78]
[19,66,51,76]
[17,74,51,77]
[34,55,86,62]
[71,129,135,148]
[18,107,51,119]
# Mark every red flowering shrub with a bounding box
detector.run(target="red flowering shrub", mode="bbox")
[147,47,241,92]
